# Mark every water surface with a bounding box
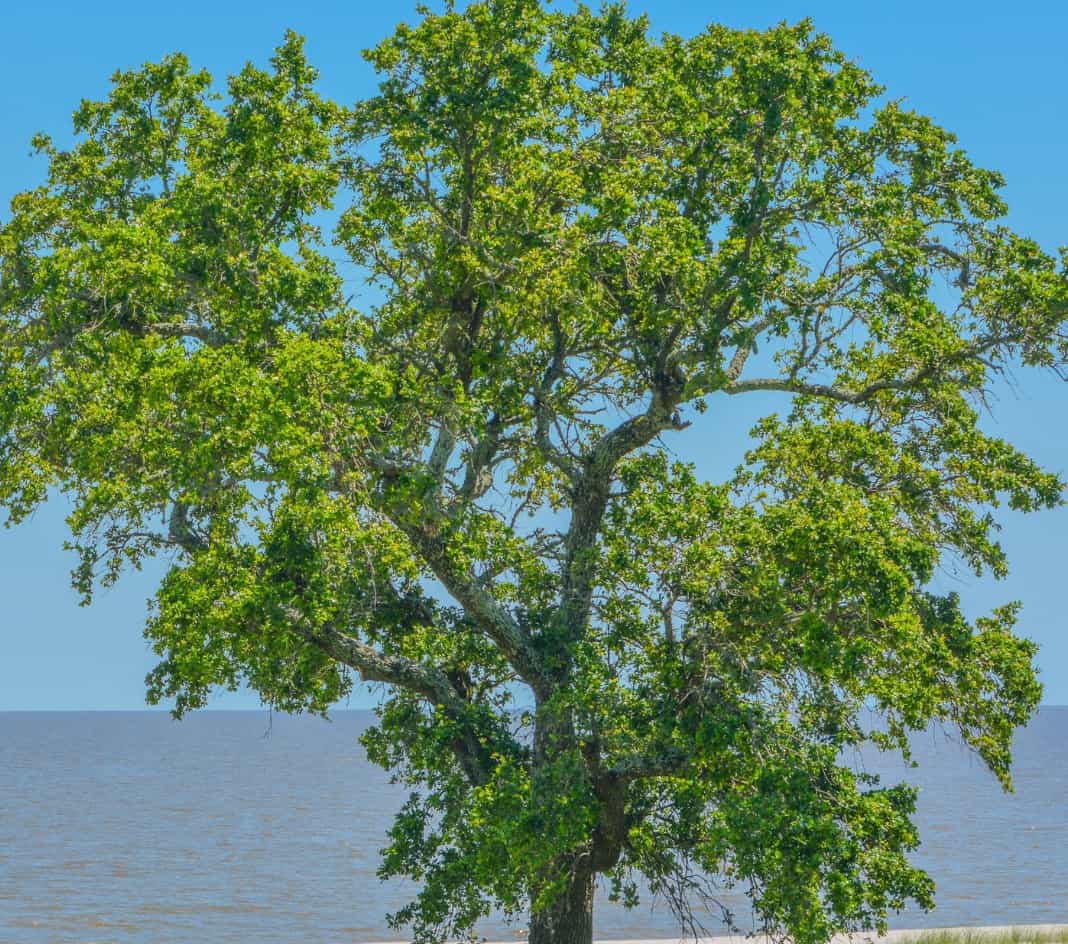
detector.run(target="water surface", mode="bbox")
[2,708,1065,943]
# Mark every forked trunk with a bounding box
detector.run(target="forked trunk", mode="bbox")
[528,865,595,944]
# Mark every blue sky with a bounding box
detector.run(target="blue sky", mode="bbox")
[1,0,1065,710]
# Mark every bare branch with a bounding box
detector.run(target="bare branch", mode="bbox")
[167,501,209,552]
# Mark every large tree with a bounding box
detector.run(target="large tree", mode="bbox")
[2,2,1065,942]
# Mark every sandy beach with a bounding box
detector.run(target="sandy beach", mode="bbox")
[593,931,1068,944]
[590,929,1068,944]
[366,928,1068,944]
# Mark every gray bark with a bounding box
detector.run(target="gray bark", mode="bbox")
[528,864,595,944]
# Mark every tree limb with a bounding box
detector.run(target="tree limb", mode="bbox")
[284,608,461,707]
[606,747,691,782]
[533,314,579,478]
[460,412,503,500]
[395,504,548,692]
[138,322,227,345]
[555,365,691,658]
[726,330,1025,404]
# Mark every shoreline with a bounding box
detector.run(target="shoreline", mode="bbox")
[364,927,1068,944]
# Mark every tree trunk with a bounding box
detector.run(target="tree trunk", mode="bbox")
[528,864,595,944]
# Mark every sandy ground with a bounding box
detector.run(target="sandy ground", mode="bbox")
[366,927,1068,944]
[592,927,1068,944]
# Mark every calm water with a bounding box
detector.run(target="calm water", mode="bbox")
[1,708,1065,943]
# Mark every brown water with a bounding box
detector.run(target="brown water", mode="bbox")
[1,709,1065,943]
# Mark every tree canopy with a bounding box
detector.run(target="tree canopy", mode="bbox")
[1,2,1065,943]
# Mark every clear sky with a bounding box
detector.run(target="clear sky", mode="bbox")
[1,0,1065,710]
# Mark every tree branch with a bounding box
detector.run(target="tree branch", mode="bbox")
[726,330,1025,404]
[395,504,547,692]
[284,608,459,707]
[606,747,691,782]
[460,412,503,500]
[283,606,491,785]
[555,366,691,658]
[138,322,227,345]
[167,501,209,552]
[356,433,547,690]
[533,314,579,478]
[919,242,972,288]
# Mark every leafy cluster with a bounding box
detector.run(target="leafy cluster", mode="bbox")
[1,2,1065,943]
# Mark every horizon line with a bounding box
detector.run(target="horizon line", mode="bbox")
[2,705,1066,713]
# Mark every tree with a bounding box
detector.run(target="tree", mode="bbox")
[1,1,1065,941]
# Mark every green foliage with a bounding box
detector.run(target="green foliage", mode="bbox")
[1,3,1065,943]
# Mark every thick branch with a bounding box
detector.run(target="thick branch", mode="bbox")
[167,500,209,552]
[357,441,546,690]
[556,370,690,657]
[726,375,905,403]
[460,412,503,499]
[284,607,491,786]
[396,506,547,692]
[533,315,579,478]
[427,422,457,484]
[606,748,691,782]
[288,611,462,707]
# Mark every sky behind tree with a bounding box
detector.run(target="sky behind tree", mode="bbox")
[2,0,1066,709]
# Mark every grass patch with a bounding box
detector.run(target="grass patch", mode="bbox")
[899,929,1068,944]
